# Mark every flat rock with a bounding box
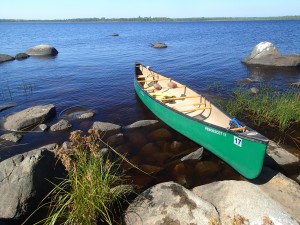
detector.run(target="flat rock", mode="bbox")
[265,140,299,166]
[0,133,23,143]
[25,44,58,56]
[0,54,15,63]
[125,181,219,225]
[3,104,56,131]
[242,41,300,67]
[50,119,72,131]
[123,120,160,131]
[252,166,300,223]
[192,180,298,225]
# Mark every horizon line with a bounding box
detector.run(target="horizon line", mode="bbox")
[1,15,300,21]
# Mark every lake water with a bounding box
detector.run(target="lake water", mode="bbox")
[1,20,300,158]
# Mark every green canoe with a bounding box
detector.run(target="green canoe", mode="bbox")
[134,63,269,179]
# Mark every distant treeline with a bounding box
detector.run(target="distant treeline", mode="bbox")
[1,16,300,23]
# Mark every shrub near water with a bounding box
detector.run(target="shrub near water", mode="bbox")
[221,87,300,131]
[30,129,132,225]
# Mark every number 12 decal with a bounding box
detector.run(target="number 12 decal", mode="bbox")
[234,136,242,147]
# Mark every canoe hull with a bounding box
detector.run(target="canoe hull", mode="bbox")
[134,80,267,179]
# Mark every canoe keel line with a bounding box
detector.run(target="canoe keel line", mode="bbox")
[134,63,269,179]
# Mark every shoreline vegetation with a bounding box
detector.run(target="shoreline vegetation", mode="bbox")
[1,15,300,23]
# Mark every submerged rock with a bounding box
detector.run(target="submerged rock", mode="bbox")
[3,104,56,131]
[92,121,121,138]
[111,33,119,36]
[242,41,300,67]
[25,44,58,56]
[123,120,160,131]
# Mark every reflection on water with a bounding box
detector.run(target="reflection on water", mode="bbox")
[243,64,300,85]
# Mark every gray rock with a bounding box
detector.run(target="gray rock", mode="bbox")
[0,133,23,143]
[92,121,121,138]
[265,140,299,166]
[151,42,167,48]
[15,53,29,60]
[181,147,203,161]
[250,87,259,94]
[192,180,298,225]
[252,167,300,223]
[111,33,119,36]
[290,81,300,88]
[38,123,48,131]
[3,104,56,131]
[25,44,58,56]
[0,102,16,112]
[297,175,300,183]
[125,181,219,225]
[123,120,159,131]
[0,54,15,63]
[50,119,72,132]
[242,41,300,67]
[0,146,63,221]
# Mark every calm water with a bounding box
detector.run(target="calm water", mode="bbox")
[1,20,300,157]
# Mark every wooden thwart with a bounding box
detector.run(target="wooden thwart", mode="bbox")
[176,107,212,113]
[137,75,157,78]
[137,78,171,82]
[161,95,200,101]
[171,102,206,107]
[146,85,186,91]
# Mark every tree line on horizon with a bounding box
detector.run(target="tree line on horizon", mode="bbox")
[1,16,300,23]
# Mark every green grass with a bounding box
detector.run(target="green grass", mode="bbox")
[25,129,132,225]
[220,87,300,132]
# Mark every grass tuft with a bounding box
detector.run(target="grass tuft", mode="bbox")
[25,129,132,225]
[220,86,300,132]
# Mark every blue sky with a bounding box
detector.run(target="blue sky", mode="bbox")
[1,0,299,20]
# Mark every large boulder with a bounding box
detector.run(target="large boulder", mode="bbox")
[3,104,56,131]
[192,180,298,225]
[242,41,300,67]
[0,54,15,63]
[252,167,300,223]
[125,181,219,225]
[25,44,58,56]
[0,144,62,222]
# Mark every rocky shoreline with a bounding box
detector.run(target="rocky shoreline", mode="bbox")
[0,103,300,224]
